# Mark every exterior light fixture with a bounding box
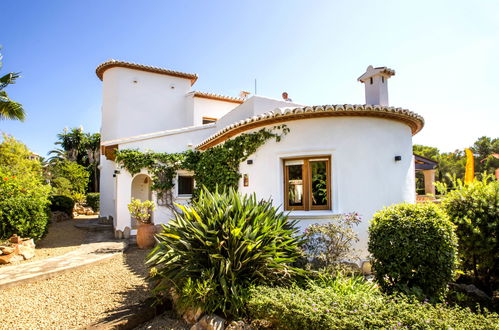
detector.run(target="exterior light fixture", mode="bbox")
[394,156,402,161]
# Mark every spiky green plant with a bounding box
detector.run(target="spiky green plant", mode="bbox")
[147,187,304,317]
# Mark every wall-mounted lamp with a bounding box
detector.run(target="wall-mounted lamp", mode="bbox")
[394,156,402,162]
[247,159,253,165]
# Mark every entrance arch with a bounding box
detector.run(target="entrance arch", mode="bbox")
[130,174,153,228]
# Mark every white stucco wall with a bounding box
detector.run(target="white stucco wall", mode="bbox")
[99,157,117,224]
[186,96,240,126]
[101,67,192,142]
[237,116,415,257]
[112,125,216,232]
[215,96,303,130]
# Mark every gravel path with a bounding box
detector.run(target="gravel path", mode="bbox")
[0,247,156,329]
[0,219,86,268]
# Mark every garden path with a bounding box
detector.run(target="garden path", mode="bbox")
[0,228,126,289]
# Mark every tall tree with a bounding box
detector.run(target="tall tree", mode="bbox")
[82,133,100,192]
[0,50,26,121]
[50,127,100,192]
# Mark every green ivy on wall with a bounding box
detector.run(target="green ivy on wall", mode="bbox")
[115,125,289,207]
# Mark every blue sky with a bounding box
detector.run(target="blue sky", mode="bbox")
[2,0,498,156]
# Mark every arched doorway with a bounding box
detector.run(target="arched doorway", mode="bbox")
[130,174,153,228]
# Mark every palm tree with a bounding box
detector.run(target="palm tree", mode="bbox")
[56,127,85,162]
[82,133,100,192]
[0,51,26,121]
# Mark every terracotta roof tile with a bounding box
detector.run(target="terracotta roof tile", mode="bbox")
[96,60,198,85]
[196,104,424,150]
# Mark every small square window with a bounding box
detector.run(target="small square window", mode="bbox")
[178,175,194,195]
[202,117,217,124]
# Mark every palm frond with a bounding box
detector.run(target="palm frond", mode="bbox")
[0,90,25,121]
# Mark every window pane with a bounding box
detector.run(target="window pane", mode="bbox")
[310,161,328,206]
[178,176,194,195]
[287,164,303,206]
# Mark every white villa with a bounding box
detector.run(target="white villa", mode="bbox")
[97,60,426,255]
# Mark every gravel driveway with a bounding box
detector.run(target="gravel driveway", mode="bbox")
[0,247,158,329]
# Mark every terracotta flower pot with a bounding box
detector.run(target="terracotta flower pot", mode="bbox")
[137,223,156,249]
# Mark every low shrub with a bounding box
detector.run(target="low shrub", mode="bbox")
[368,203,458,300]
[302,213,361,272]
[0,172,51,240]
[246,283,499,329]
[86,192,100,211]
[147,187,304,317]
[439,176,499,290]
[49,195,75,217]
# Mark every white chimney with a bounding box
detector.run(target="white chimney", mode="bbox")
[358,65,395,106]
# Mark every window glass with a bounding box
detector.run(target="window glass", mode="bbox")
[287,164,303,207]
[310,160,328,206]
[202,117,217,124]
[283,157,331,211]
[178,176,194,195]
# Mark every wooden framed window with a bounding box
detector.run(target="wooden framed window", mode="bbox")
[284,156,331,211]
[202,117,217,124]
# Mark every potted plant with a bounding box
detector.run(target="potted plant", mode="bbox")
[128,198,156,249]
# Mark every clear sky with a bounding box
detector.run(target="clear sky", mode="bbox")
[1,0,498,156]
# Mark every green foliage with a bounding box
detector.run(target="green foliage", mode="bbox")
[115,126,288,205]
[301,213,361,272]
[49,195,75,217]
[49,128,101,192]
[193,125,289,194]
[471,136,499,176]
[49,159,90,196]
[246,282,499,329]
[127,198,155,224]
[368,203,458,300]
[414,136,498,193]
[147,187,303,317]
[439,176,499,290]
[0,135,51,240]
[86,192,100,211]
[0,50,26,121]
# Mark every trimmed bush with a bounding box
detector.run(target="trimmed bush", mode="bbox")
[246,283,499,329]
[49,195,75,217]
[86,192,100,211]
[439,177,499,290]
[368,203,458,300]
[147,187,304,317]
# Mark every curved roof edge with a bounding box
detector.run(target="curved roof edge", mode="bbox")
[196,104,424,150]
[96,60,198,85]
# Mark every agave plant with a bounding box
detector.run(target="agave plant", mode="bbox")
[147,187,304,316]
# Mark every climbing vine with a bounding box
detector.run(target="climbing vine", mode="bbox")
[115,125,289,208]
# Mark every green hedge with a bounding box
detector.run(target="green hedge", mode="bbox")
[246,284,499,329]
[368,203,458,300]
[440,178,499,289]
[49,195,75,217]
[86,193,99,211]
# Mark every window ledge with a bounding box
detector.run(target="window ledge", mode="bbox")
[176,195,192,200]
[286,210,342,220]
